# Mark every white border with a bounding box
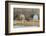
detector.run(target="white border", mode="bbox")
[8,3,43,33]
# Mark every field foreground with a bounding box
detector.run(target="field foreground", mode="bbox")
[13,20,40,27]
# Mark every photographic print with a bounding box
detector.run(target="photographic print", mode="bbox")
[13,8,40,28]
[5,1,45,35]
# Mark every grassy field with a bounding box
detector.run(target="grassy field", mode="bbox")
[13,20,40,26]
